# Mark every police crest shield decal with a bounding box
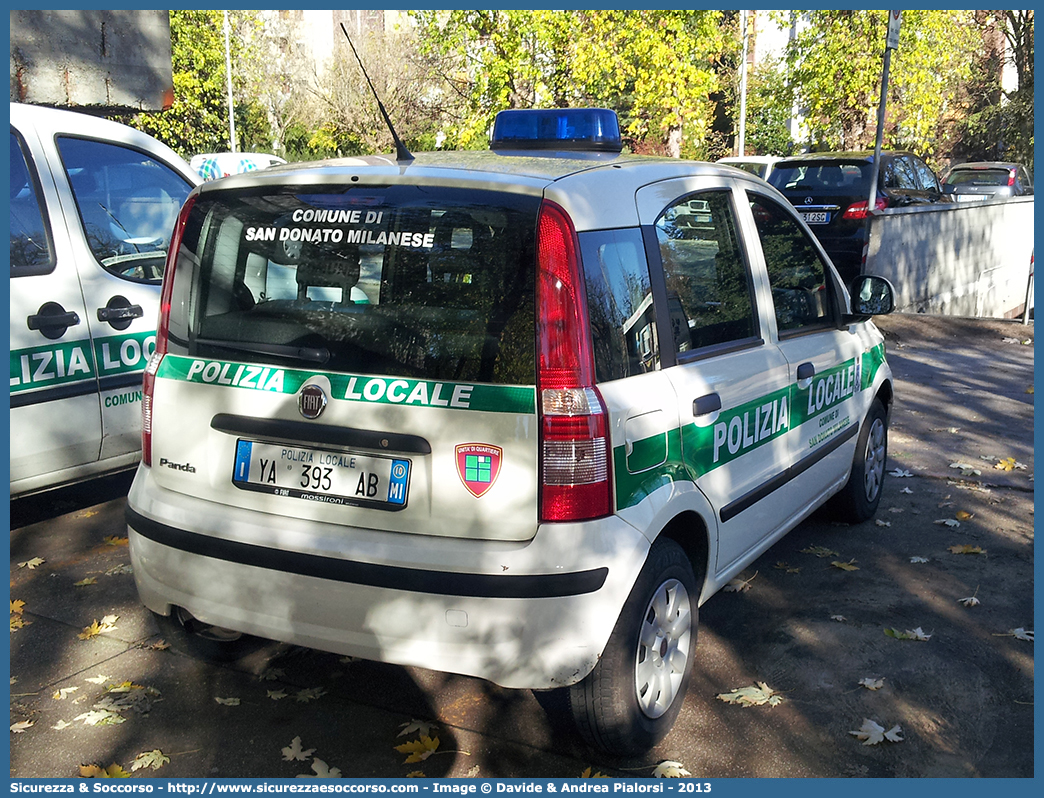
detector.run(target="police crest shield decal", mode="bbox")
[455,443,502,498]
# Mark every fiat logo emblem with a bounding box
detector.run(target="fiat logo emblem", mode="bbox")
[299,384,327,420]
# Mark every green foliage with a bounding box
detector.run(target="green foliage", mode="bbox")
[412,10,728,156]
[125,10,271,158]
[782,10,977,161]
[738,61,796,157]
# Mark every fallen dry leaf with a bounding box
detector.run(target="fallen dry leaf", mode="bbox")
[103,536,129,547]
[78,615,119,640]
[934,518,961,528]
[858,677,885,691]
[957,596,981,607]
[214,697,240,706]
[717,682,784,707]
[394,735,440,764]
[282,736,316,762]
[52,687,79,700]
[949,544,986,556]
[267,690,288,701]
[888,468,914,478]
[723,573,757,592]
[909,556,929,563]
[830,615,847,622]
[398,720,438,738]
[801,546,839,558]
[875,519,891,527]
[294,687,326,703]
[131,750,170,772]
[831,559,860,571]
[74,578,98,587]
[79,763,131,779]
[849,718,903,745]
[773,561,800,574]
[579,767,610,778]
[10,720,34,733]
[955,510,974,521]
[885,627,931,641]
[18,558,45,570]
[653,760,692,778]
[299,758,341,778]
[10,600,25,615]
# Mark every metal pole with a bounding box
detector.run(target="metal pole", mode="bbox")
[223,10,237,153]
[737,10,748,157]
[867,46,891,213]
[1023,251,1034,325]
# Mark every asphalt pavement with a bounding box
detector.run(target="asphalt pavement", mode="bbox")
[8,313,1034,780]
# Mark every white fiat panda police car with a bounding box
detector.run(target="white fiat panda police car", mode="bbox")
[10,103,199,497]
[126,108,895,756]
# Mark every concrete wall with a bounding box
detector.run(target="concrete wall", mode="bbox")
[10,10,172,112]
[865,197,1034,319]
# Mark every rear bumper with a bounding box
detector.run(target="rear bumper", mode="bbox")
[126,466,650,689]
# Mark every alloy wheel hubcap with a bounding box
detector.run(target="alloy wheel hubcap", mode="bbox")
[863,418,886,502]
[634,578,692,719]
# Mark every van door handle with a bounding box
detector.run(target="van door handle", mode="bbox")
[693,393,722,416]
[27,302,80,339]
[797,362,816,381]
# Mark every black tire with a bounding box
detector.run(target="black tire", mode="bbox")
[568,537,698,757]
[152,608,263,663]
[830,398,888,523]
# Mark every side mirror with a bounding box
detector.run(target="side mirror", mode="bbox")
[942,183,957,194]
[847,274,895,320]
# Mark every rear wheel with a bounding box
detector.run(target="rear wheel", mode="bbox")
[830,398,888,523]
[569,538,697,756]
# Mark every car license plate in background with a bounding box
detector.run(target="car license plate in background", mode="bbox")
[233,440,410,509]
[801,211,830,224]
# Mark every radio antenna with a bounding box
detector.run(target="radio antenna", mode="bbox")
[340,23,414,162]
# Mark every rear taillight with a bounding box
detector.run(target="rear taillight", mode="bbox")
[1008,168,1017,187]
[842,196,889,220]
[536,201,611,522]
[143,194,196,466]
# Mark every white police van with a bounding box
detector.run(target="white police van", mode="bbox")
[126,108,895,755]
[10,103,199,497]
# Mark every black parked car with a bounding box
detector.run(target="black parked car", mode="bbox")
[942,161,1033,201]
[768,151,948,284]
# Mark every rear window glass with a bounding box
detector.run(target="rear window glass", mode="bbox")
[948,169,1010,187]
[769,162,871,193]
[169,185,540,385]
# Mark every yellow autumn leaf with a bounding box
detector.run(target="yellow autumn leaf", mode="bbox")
[10,616,26,631]
[994,458,1017,472]
[79,763,131,778]
[18,557,45,570]
[10,600,25,615]
[394,735,440,764]
[949,544,986,556]
[74,578,98,587]
[831,559,859,571]
[77,615,119,640]
[580,767,610,778]
[103,536,129,547]
[955,511,973,521]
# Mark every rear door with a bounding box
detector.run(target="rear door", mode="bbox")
[637,180,793,571]
[150,182,543,542]
[9,119,102,485]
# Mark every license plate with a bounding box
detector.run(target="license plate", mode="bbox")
[801,211,831,224]
[232,440,410,509]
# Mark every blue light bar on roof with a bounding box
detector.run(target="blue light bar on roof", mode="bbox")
[490,108,622,153]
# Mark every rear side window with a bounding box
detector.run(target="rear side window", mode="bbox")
[170,186,540,385]
[56,136,194,283]
[655,190,757,355]
[580,228,658,382]
[749,196,835,333]
[9,130,54,276]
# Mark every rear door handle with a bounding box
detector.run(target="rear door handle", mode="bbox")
[693,393,722,416]
[797,362,816,381]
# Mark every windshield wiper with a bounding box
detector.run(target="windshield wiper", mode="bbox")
[194,339,331,366]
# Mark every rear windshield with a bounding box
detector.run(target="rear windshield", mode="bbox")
[948,169,1011,187]
[169,185,540,385]
[769,162,871,193]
